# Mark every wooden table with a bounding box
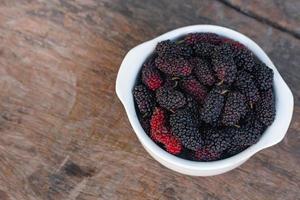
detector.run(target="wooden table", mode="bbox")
[0,0,299,199]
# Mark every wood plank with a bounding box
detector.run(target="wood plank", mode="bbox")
[222,0,300,38]
[0,0,299,200]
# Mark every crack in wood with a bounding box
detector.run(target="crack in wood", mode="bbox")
[217,0,300,40]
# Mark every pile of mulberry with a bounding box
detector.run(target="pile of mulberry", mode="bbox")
[133,32,276,161]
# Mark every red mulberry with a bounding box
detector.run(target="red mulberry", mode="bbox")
[141,65,163,90]
[150,107,182,154]
[180,76,208,103]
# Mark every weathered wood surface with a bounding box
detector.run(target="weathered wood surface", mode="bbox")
[0,0,299,199]
[222,0,300,38]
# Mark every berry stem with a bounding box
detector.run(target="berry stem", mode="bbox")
[217,80,224,86]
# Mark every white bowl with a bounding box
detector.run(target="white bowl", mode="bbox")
[115,25,294,176]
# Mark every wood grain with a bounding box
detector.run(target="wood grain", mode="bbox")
[0,0,299,199]
[222,0,300,38]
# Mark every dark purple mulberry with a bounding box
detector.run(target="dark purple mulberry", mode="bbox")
[156,86,186,111]
[170,108,203,150]
[193,42,216,58]
[216,43,234,56]
[133,85,155,117]
[184,33,222,45]
[221,40,244,56]
[155,40,176,57]
[177,42,194,58]
[221,92,247,126]
[224,115,264,147]
[139,116,151,135]
[203,128,230,153]
[234,48,256,72]
[211,53,237,84]
[194,147,221,161]
[225,145,248,157]
[255,89,276,126]
[200,88,225,125]
[155,40,193,58]
[186,95,200,110]
[190,58,216,86]
[237,123,263,146]
[234,71,260,106]
[254,61,274,91]
[155,56,193,77]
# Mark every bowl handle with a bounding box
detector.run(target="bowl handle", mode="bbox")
[116,41,155,104]
[115,47,140,104]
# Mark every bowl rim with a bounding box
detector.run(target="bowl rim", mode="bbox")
[116,25,294,174]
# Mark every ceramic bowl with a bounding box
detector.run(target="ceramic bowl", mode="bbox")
[115,25,294,176]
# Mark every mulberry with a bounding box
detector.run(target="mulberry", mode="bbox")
[222,39,245,51]
[245,120,265,145]
[193,42,216,58]
[234,71,260,106]
[155,56,193,77]
[254,61,274,91]
[156,86,186,111]
[186,95,200,110]
[170,108,203,150]
[155,40,176,57]
[194,147,221,161]
[225,145,248,157]
[161,135,183,154]
[139,116,151,135]
[163,75,180,88]
[211,53,237,84]
[234,48,255,72]
[203,128,230,153]
[255,89,276,126]
[224,118,264,147]
[141,65,163,90]
[221,92,247,126]
[177,42,194,58]
[133,85,155,117]
[150,108,182,154]
[184,33,222,45]
[155,40,193,58]
[190,58,216,86]
[215,43,234,56]
[180,76,208,103]
[200,88,225,125]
